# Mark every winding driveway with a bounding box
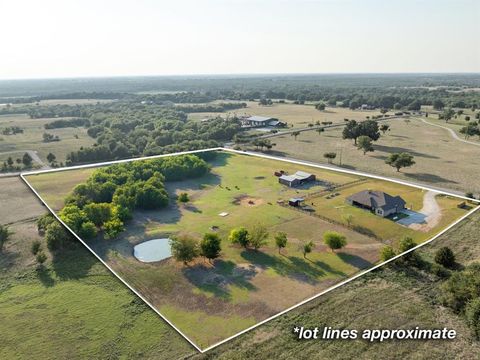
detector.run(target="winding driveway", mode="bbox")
[405,190,441,232]
[418,118,480,147]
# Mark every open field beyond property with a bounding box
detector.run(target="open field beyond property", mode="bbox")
[266,117,480,195]
[23,150,475,349]
[188,102,391,128]
[0,114,95,165]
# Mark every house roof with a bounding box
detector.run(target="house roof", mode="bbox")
[247,116,274,122]
[347,190,406,211]
[289,197,305,202]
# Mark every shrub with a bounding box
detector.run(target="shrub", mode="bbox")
[302,241,314,259]
[36,213,55,234]
[441,263,480,312]
[323,231,347,252]
[380,246,396,262]
[31,240,42,255]
[78,221,97,239]
[0,224,11,252]
[103,218,124,240]
[45,222,69,251]
[465,298,480,339]
[36,252,47,265]
[229,227,249,248]
[178,193,190,203]
[434,247,456,268]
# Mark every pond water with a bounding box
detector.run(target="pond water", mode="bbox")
[133,238,172,263]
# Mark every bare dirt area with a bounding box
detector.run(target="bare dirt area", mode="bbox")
[233,195,265,207]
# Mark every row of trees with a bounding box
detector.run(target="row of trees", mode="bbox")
[1,153,33,172]
[170,225,348,266]
[1,126,23,135]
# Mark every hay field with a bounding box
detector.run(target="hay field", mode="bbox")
[270,117,480,195]
[0,114,95,164]
[188,102,391,128]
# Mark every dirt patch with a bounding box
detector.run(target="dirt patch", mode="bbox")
[232,194,265,207]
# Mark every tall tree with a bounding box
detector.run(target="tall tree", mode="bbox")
[357,135,374,155]
[380,124,390,134]
[46,152,56,164]
[385,152,415,172]
[22,153,33,167]
[274,232,288,254]
[200,233,222,263]
[170,234,199,265]
[248,224,269,251]
[323,152,336,164]
[323,231,347,252]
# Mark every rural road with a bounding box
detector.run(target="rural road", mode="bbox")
[418,118,480,147]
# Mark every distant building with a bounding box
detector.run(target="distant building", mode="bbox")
[346,190,406,217]
[279,171,316,187]
[288,197,305,207]
[242,116,285,128]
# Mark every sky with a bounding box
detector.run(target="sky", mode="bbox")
[0,0,479,79]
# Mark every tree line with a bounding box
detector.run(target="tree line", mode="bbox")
[58,154,210,240]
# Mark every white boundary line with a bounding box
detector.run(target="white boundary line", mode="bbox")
[20,147,480,353]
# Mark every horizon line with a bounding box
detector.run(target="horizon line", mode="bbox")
[1,71,479,82]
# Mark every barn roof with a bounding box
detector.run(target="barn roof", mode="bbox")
[247,116,274,122]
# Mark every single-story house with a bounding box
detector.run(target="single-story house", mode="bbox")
[242,116,285,128]
[346,190,406,217]
[288,197,305,207]
[279,171,316,187]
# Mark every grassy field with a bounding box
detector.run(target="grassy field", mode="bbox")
[1,173,479,358]
[266,117,480,195]
[0,114,95,164]
[188,102,391,128]
[192,211,480,359]
[0,176,195,359]
[24,151,472,349]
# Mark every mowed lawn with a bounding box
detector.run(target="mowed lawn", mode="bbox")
[24,150,473,349]
[0,113,95,164]
[188,102,391,128]
[270,117,480,194]
[308,180,467,246]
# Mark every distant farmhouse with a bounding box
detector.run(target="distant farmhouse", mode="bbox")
[242,116,286,128]
[278,171,316,187]
[346,190,406,217]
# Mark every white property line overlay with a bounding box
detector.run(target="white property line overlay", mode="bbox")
[20,147,480,353]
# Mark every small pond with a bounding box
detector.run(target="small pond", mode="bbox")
[133,238,172,263]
